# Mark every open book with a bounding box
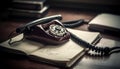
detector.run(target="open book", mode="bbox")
[0,28,101,67]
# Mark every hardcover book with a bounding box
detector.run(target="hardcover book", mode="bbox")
[0,28,101,67]
[88,13,120,34]
[12,0,46,10]
[8,6,49,18]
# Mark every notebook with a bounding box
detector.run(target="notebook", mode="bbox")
[0,28,101,67]
[88,13,120,34]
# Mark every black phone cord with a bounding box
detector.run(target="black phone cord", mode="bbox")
[70,32,120,57]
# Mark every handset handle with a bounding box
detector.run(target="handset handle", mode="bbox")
[16,14,62,33]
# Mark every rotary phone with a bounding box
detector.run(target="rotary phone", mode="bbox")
[23,20,71,45]
[10,14,120,58]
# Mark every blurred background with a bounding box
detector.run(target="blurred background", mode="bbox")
[0,0,120,20]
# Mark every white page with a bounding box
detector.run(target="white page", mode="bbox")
[0,34,44,54]
[30,28,100,61]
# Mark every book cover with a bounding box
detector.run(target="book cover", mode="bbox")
[8,5,49,18]
[0,28,101,67]
[88,13,120,34]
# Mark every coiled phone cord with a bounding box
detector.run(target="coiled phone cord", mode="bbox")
[70,33,110,56]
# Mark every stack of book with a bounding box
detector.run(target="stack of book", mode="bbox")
[8,0,49,18]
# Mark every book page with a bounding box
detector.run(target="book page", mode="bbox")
[30,28,100,62]
[30,39,84,61]
[0,34,44,54]
[67,28,101,43]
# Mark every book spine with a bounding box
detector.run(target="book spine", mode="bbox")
[12,0,46,10]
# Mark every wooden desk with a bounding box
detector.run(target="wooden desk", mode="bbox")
[0,8,120,69]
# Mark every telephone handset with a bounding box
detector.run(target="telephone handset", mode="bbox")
[11,14,120,57]
[16,14,62,33]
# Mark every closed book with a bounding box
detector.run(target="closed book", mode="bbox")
[88,13,120,34]
[12,0,46,10]
[8,6,49,18]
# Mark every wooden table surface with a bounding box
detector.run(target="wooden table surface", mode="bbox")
[0,8,120,69]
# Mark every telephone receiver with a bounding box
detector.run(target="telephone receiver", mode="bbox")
[16,14,71,45]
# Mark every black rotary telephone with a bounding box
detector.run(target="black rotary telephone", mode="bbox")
[10,14,120,57]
